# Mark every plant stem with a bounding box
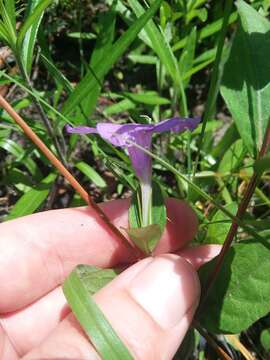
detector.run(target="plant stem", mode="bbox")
[17,60,68,167]
[201,118,270,303]
[0,94,137,255]
[193,320,233,360]
[192,0,233,178]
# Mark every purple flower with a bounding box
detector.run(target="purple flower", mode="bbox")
[67,117,200,226]
[66,117,200,183]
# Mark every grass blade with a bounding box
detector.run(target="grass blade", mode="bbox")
[75,161,106,188]
[5,173,56,220]
[40,53,73,93]
[0,0,17,46]
[80,6,116,118]
[62,0,162,116]
[21,0,48,74]
[4,0,16,30]
[17,0,52,52]
[172,11,238,51]
[193,0,233,177]
[63,267,134,360]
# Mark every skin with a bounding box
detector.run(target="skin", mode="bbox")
[0,198,220,360]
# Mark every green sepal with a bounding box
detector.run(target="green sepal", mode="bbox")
[127,224,162,255]
[128,180,167,254]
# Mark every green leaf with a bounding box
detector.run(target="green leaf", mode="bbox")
[122,91,170,105]
[206,202,237,244]
[128,53,157,64]
[67,32,96,40]
[198,239,270,333]
[0,0,17,46]
[4,0,16,30]
[129,187,142,229]
[63,267,134,360]
[151,181,167,234]
[75,265,118,295]
[218,139,245,173]
[179,27,197,88]
[104,98,135,115]
[21,0,47,74]
[172,11,238,52]
[0,138,41,177]
[211,123,239,162]
[80,6,116,118]
[254,156,270,174]
[128,224,162,254]
[75,161,106,188]
[6,173,56,220]
[261,329,270,351]
[221,1,270,157]
[62,0,162,115]
[40,53,73,93]
[17,0,52,53]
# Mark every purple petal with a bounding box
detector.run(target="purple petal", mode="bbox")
[127,130,152,183]
[152,117,200,134]
[66,125,97,134]
[96,123,130,147]
[96,123,152,147]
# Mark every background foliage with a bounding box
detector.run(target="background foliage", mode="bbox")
[1,0,270,358]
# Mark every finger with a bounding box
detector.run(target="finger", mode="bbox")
[1,245,219,356]
[22,254,200,360]
[178,245,222,270]
[0,198,197,313]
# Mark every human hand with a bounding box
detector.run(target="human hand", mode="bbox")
[0,198,220,360]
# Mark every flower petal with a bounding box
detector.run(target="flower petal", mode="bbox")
[97,123,152,147]
[127,129,152,183]
[152,117,200,134]
[66,125,97,134]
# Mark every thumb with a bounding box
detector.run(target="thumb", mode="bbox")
[23,254,200,360]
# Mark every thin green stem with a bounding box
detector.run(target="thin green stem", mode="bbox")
[128,139,265,243]
[16,58,68,167]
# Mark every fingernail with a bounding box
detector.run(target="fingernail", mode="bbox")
[129,254,200,329]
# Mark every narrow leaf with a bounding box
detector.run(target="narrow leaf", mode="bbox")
[17,0,52,52]
[221,1,270,157]
[75,265,118,295]
[63,267,134,360]
[21,0,49,74]
[6,173,56,220]
[40,53,73,92]
[80,6,116,118]
[179,27,197,88]
[75,161,106,188]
